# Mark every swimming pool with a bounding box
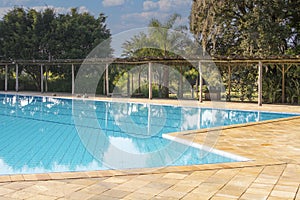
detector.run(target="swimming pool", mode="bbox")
[0,94,297,175]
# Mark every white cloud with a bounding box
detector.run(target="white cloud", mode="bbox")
[0,7,11,18]
[120,11,188,34]
[158,0,172,11]
[143,1,158,11]
[143,0,191,12]
[122,11,169,23]
[102,0,125,7]
[77,6,89,14]
[1,0,33,6]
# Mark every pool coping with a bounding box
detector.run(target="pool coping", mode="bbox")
[0,92,299,183]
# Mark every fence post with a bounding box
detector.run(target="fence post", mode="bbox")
[45,65,48,92]
[148,62,152,99]
[131,71,134,94]
[5,65,8,91]
[282,65,285,103]
[41,64,44,93]
[127,70,130,97]
[228,64,231,101]
[179,66,183,99]
[72,64,75,95]
[15,63,19,92]
[198,61,203,103]
[106,63,109,96]
[258,61,263,106]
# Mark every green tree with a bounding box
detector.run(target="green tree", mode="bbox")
[286,0,300,54]
[123,14,188,98]
[190,0,224,55]
[0,7,111,90]
[190,0,299,56]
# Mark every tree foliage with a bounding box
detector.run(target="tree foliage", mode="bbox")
[190,0,300,104]
[190,0,300,56]
[0,7,111,90]
[0,7,111,60]
[122,14,196,98]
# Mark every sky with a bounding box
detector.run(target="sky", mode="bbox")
[0,0,192,34]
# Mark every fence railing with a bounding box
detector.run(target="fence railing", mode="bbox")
[1,57,300,105]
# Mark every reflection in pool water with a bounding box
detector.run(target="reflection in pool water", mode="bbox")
[0,94,296,175]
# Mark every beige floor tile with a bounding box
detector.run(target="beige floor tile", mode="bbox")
[21,184,49,194]
[175,180,202,188]
[4,190,36,199]
[101,189,131,198]
[296,189,300,200]
[0,176,11,182]
[87,195,120,200]
[22,174,39,181]
[2,182,35,191]
[9,175,24,182]
[254,178,279,185]
[162,173,188,180]
[249,183,274,189]
[103,177,132,184]
[135,185,166,195]
[68,178,98,186]
[239,192,268,200]
[151,196,181,200]
[181,192,213,200]
[118,179,151,190]
[0,187,15,196]
[270,190,297,199]
[273,184,299,193]
[267,197,291,200]
[65,190,96,200]
[37,183,84,197]
[145,181,172,190]
[210,196,238,200]
[79,184,109,195]
[26,194,58,200]
[123,191,153,200]
[0,196,19,200]
[133,174,163,181]
[158,189,187,199]
[245,187,272,195]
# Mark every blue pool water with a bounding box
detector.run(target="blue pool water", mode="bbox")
[0,94,297,175]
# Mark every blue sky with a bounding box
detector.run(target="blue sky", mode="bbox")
[0,0,192,34]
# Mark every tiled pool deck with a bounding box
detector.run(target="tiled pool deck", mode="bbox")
[0,92,299,200]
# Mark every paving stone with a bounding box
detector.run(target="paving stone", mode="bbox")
[270,190,297,199]
[162,173,188,180]
[0,187,15,196]
[65,190,96,200]
[26,194,58,200]
[87,195,120,200]
[240,193,268,200]
[4,190,36,199]
[2,182,34,191]
[100,189,131,198]
[123,191,154,200]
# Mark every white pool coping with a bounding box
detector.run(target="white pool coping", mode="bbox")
[162,134,251,162]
